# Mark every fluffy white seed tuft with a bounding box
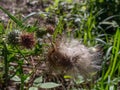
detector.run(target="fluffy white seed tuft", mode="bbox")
[47,37,102,79]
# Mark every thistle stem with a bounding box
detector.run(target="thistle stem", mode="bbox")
[3,41,9,88]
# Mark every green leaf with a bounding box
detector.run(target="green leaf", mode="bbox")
[29,87,38,90]
[39,82,61,89]
[0,23,4,34]
[34,76,43,84]
[74,75,84,84]
[64,75,72,79]
[26,25,38,32]
[109,85,114,90]
[11,75,21,82]
[25,77,30,83]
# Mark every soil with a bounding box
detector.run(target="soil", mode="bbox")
[0,0,52,25]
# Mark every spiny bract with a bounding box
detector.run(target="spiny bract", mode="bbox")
[7,30,21,45]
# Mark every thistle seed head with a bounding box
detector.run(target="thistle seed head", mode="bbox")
[47,37,102,79]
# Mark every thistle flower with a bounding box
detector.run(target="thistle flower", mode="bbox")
[7,30,21,45]
[20,33,35,49]
[47,37,102,79]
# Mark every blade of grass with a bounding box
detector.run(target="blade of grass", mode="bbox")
[0,6,26,29]
[103,28,120,80]
[22,12,37,22]
[53,16,64,40]
[110,28,120,77]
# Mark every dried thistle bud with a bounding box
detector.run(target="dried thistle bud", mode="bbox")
[7,30,21,45]
[46,15,56,24]
[47,37,102,79]
[46,25,55,35]
[35,28,47,38]
[20,33,35,49]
